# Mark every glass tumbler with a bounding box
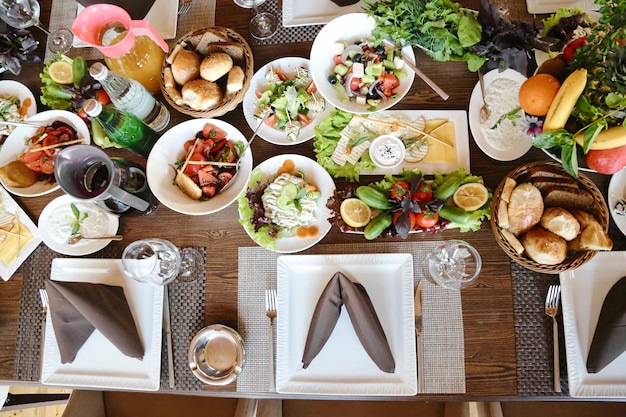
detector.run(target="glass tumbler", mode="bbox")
[425,240,482,290]
[122,238,181,285]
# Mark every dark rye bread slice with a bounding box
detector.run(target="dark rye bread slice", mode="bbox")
[527,166,575,181]
[543,185,595,211]
[532,176,579,194]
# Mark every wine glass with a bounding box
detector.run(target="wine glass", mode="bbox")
[425,240,482,290]
[233,0,278,40]
[0,0,73,54]
[122,238,203,285]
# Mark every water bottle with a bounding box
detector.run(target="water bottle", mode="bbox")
[90,62,170,132]
[83,98,160,158]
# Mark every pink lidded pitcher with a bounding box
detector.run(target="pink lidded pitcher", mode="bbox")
[71,4,168,94]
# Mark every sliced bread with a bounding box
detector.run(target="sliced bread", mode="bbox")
[532,176,579,194]
[542,185,594,211]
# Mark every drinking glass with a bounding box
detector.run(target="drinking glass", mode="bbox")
[0,0,73,53]
[122,238,204,285]
[425,240,482,290]
[233,0,278,40]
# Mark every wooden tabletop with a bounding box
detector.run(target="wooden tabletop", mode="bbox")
[0,0,623,400]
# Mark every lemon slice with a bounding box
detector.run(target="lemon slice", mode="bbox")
[340,198,372,228]
[453,183,489,211]
[48,61,74,84]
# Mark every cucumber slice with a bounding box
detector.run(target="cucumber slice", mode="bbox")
[276,195,293,210]
[280,183,298,199]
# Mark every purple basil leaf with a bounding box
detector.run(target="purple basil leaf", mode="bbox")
[394,212,410,239]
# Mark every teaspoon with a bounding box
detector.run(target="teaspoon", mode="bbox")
[478,70,490,123]
[67,234,124,245]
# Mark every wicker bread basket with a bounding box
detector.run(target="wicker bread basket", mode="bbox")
[490,161,609,274]
[160,27,253,118]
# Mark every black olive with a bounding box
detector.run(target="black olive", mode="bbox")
[375,45,385,54]
[352,53,363,63]
[328,75,338,84]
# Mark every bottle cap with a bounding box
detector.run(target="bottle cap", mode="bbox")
[89,62,108,80]
[83,99,103,117]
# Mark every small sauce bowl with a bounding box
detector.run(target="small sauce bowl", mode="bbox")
[369,134,406,169]
[188,324,246,385]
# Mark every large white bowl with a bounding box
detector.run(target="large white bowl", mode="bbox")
[0,110,91,197]
[146,119,253,215]
[310,12,415,115]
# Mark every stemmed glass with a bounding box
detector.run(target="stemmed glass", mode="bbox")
[233,0,278,40]
[0,0,73,54]
[122,238,204,285]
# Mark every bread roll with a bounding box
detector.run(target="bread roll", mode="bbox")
[540,207,580,241]
[507,183,544,235]
[171,49,201,86]
[568,220,613,251]
[569,209,597,229]
[0,160,37,188]
[181,79,223,110]
[226,65,245,97]
[522,227,568,265]
[200,52,233,82]
[165,86,184,106]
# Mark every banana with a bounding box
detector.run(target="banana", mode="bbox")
[542,68,588,132]
[575,125,626,150]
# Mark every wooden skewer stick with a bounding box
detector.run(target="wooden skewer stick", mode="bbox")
[353,115,453,148]
[28,138,84,152]
[179,138,201,174]
[186,160,238,167]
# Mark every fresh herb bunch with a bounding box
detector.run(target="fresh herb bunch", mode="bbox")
[0,22,40,75]
[364,0,484,72]
[70,203,89,236]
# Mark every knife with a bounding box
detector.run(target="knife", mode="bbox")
[414,279,424,393]
[163,285,175,389]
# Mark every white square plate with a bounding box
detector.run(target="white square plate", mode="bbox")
[560,252,626,397]
[276,253,417,395]
[41,258,163,391]
[0,187,42,281]
[526,0,597,14]
[72,0,178,48]
[282,0,366,27]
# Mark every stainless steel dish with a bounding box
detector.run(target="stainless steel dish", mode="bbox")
[188,324,245,385]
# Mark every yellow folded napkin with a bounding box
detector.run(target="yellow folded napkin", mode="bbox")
[44,280,144,364]
[586,276,626,373]
[302,271,395,373]
[0,219,33,266]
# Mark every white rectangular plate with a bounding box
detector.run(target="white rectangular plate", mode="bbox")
[276,253,417,396]
[282,0,366,27]
[526,0,597,14]
[0,187,41,281]
[560,252,626,397]
[41,258,163,391]
[72,0,178,48]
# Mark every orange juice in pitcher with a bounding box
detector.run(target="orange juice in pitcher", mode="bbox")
[71,4,168,94]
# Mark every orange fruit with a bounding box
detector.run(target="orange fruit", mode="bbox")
[518,73,561,116]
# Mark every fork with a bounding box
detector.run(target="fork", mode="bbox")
[265,289,277,391]
[39,289,49,358]
[178,0,192,15]
[545,284,561,392]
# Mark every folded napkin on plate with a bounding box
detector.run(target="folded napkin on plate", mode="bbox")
[302,271,395,373]
[586,276,626,373]
[75,0,156,20]
[44,280,144,364]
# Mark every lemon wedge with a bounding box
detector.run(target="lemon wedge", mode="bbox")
[48,61,74,84]
[340,198,372,228]
[453,183,489,212]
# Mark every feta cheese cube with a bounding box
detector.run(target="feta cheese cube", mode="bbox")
[351,62,365,78]
[393,56,405,70]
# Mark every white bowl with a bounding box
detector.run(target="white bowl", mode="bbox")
[310,12,415,115]
[0,110,91,197]
[369,134,406,169]
[0,80,37,117]
[146,119,253,215]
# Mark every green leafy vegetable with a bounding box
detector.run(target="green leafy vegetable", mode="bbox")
[0,24,40,75]
[70,202,89,236]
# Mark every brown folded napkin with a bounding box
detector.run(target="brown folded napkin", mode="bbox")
[586,276,626,373]
[302,271,395,373]
[75,0,156,20]
[330,0,360,6]
[45,280,144,364]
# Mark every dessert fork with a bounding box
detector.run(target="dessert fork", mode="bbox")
[39,289,49,357]
[178,0,192,14]
[545,284,561,392]
[265,289,277,391]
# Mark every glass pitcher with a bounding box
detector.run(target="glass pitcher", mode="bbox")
[71,4,167,94]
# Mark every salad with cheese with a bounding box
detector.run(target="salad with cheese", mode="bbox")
[327,39,407,111]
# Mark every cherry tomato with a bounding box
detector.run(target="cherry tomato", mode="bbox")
[412,182,433,203]
[297,112,312,125]
[306,81,317,94]
[201,123,228,140]
[42,135,60,156]
[183,153,206,176]
[95,89,111,105]
[40,156,56,175]
[274,67,288,81]
[77,109,89,122]
[202,185,217,197]
[218,140,237,163]
[563,37,587,62]
[381,73,400,91]
[264,113,279,127]
[393,211,416,230]
[217,171,234,185]
[415,210,439,228]
[24,159,42,172]
[389,181,410,201]
[333,55,343,65]
[197,168,218,186]
[255,90,263,98]
[350,77,362,91]
[20,144,44,163]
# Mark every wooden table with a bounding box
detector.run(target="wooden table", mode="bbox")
[0,0,623,400]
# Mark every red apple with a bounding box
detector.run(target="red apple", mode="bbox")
[585,144,626,174]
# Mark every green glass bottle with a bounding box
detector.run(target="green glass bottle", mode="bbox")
[82,98,160,158]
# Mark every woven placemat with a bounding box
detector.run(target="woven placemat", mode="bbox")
[237,242,466,394]
[46,0,216,61]
[511,261,568,396]
[247,0,323,46]
[15,244,207,392]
